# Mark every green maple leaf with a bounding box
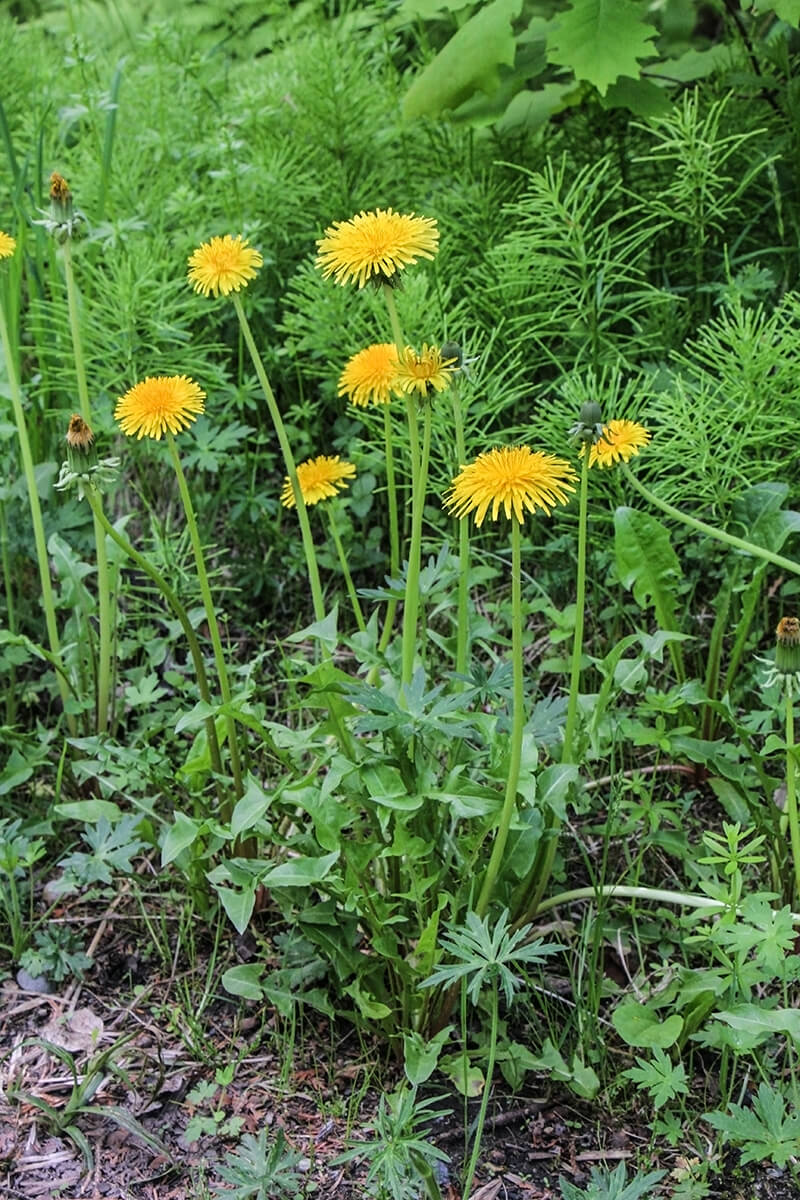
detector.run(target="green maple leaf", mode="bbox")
[547,0,657,96]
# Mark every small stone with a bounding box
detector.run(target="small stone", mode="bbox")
[17,968,52,994]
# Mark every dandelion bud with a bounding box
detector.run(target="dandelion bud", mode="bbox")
[65,414,96,472]
[35,172,84,242]
[569,401,605,444]
[440,341,463,368]
[56,414,119,496]
[776,617,800,674]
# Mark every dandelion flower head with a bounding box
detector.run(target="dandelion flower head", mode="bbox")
[66,413,94,450]
[316,208,438,288]
[338,343,400,407]
[0,231,16,260]
[395,344,457,398]
[444,445,577,527]
[586,419,650,468]
[281,455,356,508]
[115,375,206,440]
[188,235,263,298]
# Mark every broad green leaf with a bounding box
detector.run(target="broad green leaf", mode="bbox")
[343,980,392,1020]
[569,1054,600,1099]
[54,799,122,823]
[231,775,273,838]
[222,963,265,1000]
[439,1053,484,1096]
[403,1026,453,1086]
[286,606,338,654]
[403,0,523,120]
[536,763,580,821]
[216,884,256,934]
[612,1001,683,1048]
[160,811,202,866]
[714,1004,800,1045]
[599,74,670,117]
[495,82,577,133]
[547,0,657,95]
[259,850,339,889]
[752,0,800,24]
[614,507,682,634]
[175,700,216,733]
[0,749,34,795]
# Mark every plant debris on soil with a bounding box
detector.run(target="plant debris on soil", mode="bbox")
[0,882,798,1199]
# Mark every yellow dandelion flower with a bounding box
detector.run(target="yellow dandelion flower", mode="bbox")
[0,231,16,260]
[338,343,401,407]
[114,375,206,440]
[586,419,650,468]
[188,235,263,298]
[395,344,457,398]
[281,456,356,508]
[316,207,438,288]
[444,445,577,527]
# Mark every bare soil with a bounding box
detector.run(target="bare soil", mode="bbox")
[1,882,799,1200]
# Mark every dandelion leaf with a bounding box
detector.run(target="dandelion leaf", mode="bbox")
[547,0,657,96]
[403,0,523,120]
[614,507,682,633]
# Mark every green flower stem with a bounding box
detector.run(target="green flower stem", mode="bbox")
[785,680,800,906]
[516,451,589,923]
[62,238,112,733]
[166,433,243,801]
[232,292,325,622]
[514,451,589,924]
[0,496,17,723]
[383,283,421,495]
[85,490,224,781]
[377,403,400,654]
[622,463,800,577]
[562,450,589,765]
[327,504,366,633]
[232,298,357,762]
[529,884,730,921]
[401,400,431,688]
[476,520,524,918]
[461,979,499,1199]
[0,296,74,730]
[450,378,470,679]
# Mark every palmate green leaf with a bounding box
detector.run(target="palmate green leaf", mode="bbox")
[403,0,523,119]
[623,1046,689,1110]
[704,1082,800,1166]
[547,0,657,95]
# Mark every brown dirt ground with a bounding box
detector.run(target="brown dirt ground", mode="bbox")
[1,884,799,1200]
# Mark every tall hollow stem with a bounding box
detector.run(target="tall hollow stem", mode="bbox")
[62,239,112,733]
[327,505,366,633]
[232,293,325,622]
[401,400,431,688]
[450,377,470,679]
[377,402,400,653]
[622,463,800,577]
[85,490,224,781]
[476,519,524,917]
[167,434,242,802]
[785,680,800,906]
[0,296,74,730]
[517,451,589,923]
